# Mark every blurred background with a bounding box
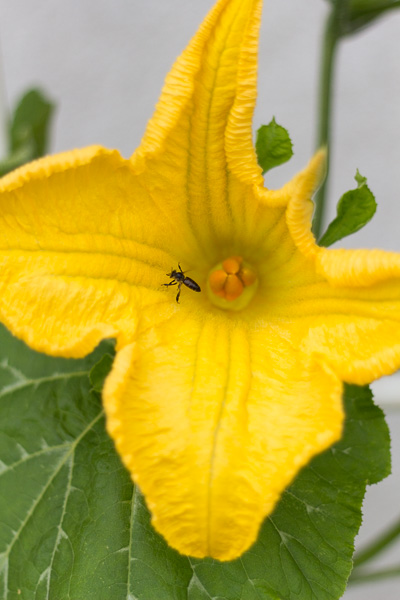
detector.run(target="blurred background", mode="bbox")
[0,1,399,597]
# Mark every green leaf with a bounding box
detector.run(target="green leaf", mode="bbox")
[0,89,55,177]
[348,1,400,34]
[0,324,390,600]
[349,0,400,11]
[318,170,377,247]
[10,89,54,157]
[0,329,131,600]
[256,118,293,174]
[0,145,38,178]
[324,0,400,35]
[325,0,399,5]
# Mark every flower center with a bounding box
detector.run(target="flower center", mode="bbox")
[207,256,258,311]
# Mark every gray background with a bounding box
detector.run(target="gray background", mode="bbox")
[0,1,399,597]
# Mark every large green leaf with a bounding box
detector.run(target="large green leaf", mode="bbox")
[0,325,390,600]
[0,333,129,600]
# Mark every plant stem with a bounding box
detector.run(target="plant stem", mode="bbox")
[349,566,400,585]
[312,6,343,239]
[353,515,400,568]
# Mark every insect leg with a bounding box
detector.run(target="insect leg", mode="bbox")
[176,283,182,303]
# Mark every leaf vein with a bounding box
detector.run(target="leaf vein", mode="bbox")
[45,453,74,600]
[0,371,89,400]
[1,410,104,582]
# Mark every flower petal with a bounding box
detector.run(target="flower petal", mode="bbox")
[131,0,265,251]
[276,154,400,383]
[316,247,400,286]
[134,0,263,185]
[289,253,400,384]
[103,314,343,560]
[303,317,400,385]
[0,146,178,356]
[263,254,400,384]
[285,149,327,253]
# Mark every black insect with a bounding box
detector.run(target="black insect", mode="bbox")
[163,264,201,303]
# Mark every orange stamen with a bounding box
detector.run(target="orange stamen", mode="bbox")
[224,274,244,300]
[209,257,257,302]
[238,266,257,287]
[222,257,242,274]
[209,269,229,298]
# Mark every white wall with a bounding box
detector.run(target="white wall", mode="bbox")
[1,1,399,249]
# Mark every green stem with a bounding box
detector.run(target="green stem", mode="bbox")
[353,515,400,568]
[312,5,345,239]
[313,0,400,237]
[349,566,400,585]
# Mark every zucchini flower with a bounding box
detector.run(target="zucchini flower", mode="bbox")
[0,0,399,561]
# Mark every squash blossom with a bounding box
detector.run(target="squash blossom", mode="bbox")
[1,0,400,562]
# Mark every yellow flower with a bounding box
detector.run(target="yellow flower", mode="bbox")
[0,0,400,561]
